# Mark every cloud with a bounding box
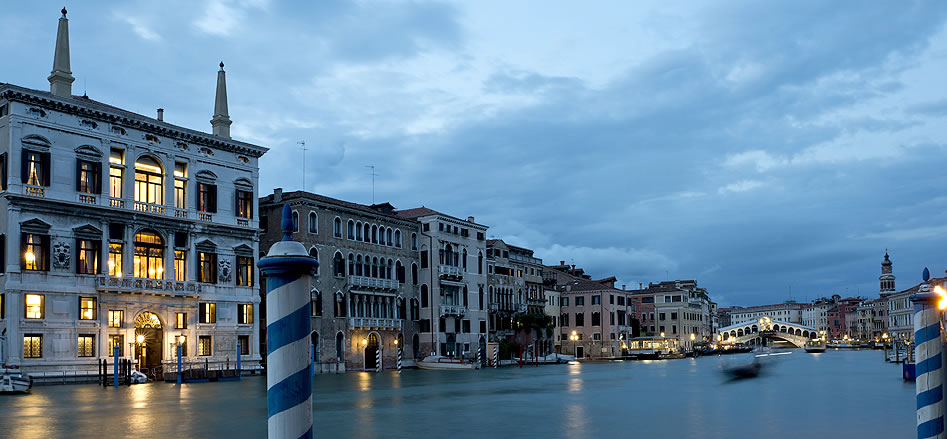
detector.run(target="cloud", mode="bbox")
[192,0,268,37]
[115,14,161,41]
[723,150,787,172]
[906,98,947,116]
[718,180,765,194]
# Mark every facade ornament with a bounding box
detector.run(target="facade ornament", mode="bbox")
[218,258,232,282]
[53,241,71,269]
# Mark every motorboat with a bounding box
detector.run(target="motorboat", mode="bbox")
[1,366,32,394]
[416,356,480,370]
[130,370,148,384]
[804,340,826,353]
[723,359,762,379]
[545,353,574,363]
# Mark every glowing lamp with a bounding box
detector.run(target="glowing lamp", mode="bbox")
[24,250,36,264]
[660,332,665,337]
[362,339,368,345]
[934,285,947,311]
[690,333,696,341]
[136,334,145,344]
[394,339,399,345]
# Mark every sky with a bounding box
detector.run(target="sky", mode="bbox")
[2,1,947,307]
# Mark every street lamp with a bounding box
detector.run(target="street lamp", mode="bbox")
[135,334,146,371]
[570,331,578,357]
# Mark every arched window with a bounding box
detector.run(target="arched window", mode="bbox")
[292,211,299,233]
[355,255,363,276]
[355,222,362,241]
[387,258,393,279]
[309,247,319,274]
[348,253,354,275]
[395,230,402,248]
[462,249,468,271]
[478,251,483,274]
[371,257,379,278]
[421,284,429,308]
[347,220,355,239]
[134,156,164,205]
[311,290,322,316]
[333,252,344,277]
[411,233,417,250]
[334,217,342,238]
[410,299,419,321]
[479,286,484,310]
[411,263,418,285]
[396,261,405,283]
[134,230,164,279]
[386,229,393,246]
[463,285,469,307]
[308,212,317,234]
[362,256,369,277]
[363,223,370,242]
[371,225,378,244]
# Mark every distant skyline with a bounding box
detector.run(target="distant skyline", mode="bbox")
[3,1,946,306]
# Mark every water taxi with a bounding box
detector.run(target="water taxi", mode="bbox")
[804,339,826,353]
[416,356,480,370]
[1,366,32,394]
[626,336,679,360]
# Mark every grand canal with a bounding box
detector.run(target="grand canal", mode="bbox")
[0,350,913,438]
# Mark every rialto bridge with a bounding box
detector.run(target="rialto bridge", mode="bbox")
[716,317,817,348]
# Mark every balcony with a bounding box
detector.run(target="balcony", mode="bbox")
[135,202,166,215]
[25,185,45,197]
[237,218,250,226]
[517,304,528,313]
[109,197,125,208]
[96,276,201,296]
[440,305,467,317]
[527,298,546,306]
[198,212,213,222]
[348,275,400,291]
[78,194,96,204]
[488,303,499,312]
[349,318,403,330]
[438,265,462,280]
[175,209,188,219]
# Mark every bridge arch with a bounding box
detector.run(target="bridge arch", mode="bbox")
[716,319,817,348]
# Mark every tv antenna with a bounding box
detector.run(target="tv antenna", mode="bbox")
[365,165,379,204]
[297,141,307,190]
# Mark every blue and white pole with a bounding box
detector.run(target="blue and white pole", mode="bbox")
[258,204,319,439]
[914,267,945,439]
[237,343,242,380]
[113,345,119,388]
[177,343,182,385]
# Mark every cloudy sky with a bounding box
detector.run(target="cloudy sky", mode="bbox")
[3,1,947,306]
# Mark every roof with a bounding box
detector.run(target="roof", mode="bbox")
[260,190,417,223]
[0,83,268,157]
[395,206,487,228]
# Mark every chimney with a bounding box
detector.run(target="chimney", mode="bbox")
[639,283,643,289]
[157,108,164,121]
[560,261,565,266]
[622,284,626,290]
[467,216,475,223]
[210,62,232,138]
[49,8,75,97]
[274,187,283,203]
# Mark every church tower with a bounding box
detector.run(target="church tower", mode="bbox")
[879,251,895,293]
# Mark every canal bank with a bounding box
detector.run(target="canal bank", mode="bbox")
[0,350,913,439]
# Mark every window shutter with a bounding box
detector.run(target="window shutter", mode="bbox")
[209,185,217,213]
[20,153,28,184]
[40,152,51,186]
[19,233,27,269]
[94,162,103,194]
[1,152,7,190]
[75,238,81,274]
[75,159,82,192]
[195,183,202,210]
[40,234,50,271]
[0,234,5,273]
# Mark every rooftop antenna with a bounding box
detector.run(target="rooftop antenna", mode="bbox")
[297,141,307,190]
[365,165,378,204]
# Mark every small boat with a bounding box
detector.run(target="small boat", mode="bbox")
[130,370,148,384]
[1,366,32,394]
[416,355,480,370]
[723,359,762,379]
[804,340,826,353]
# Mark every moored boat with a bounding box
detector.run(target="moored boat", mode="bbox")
[804,340,826,353]
[416,355,480,370]
[1,366,32,394]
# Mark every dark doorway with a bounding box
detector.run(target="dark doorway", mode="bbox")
[336,332,345,363]
[134,312,164,373]
[364,333,379,370]
[412,333,420,359]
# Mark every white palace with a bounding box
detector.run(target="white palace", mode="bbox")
[0,10,268,379]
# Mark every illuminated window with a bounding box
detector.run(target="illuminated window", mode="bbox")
[198,335,212,356]
[236,190,253,219]
[23,150,47,186]
[77,160,100,194]
[197,183,217,213]
[238,304,253,324]
[109,334,124,356]
[79,297,97,320]
[77,239,100,274]
[108,310,123,328]
[23,334,42,358]
[236,256,253,286]
[174,162,187,209]
[24,294,44,319]
[238,335,250,355]
[77,335,95,357]
[175,312,187,329]
[134,156,163,205]
[134,230,164,279]
[21,232,48,271]
[109,148,124,198]
[199,303,216,324]
[198,252,217,283]
[174,250,186,281]
[108,243,123,277]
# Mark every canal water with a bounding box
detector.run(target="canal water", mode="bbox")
[0,350,913,438]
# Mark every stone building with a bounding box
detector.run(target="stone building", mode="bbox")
[395,207,488,359]
[259,190,421,371]
[629,280,713,351]
[0,10,266,378]
[725,301,805,326]
[485,239,550,353]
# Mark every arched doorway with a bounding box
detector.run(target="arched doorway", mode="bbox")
[134,311,164,373]
[446,334,456,358]
[364,333,380,370]
[412,333,420,359]
[336,332,345,364]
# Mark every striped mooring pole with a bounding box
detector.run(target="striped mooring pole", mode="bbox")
[477,343,482,367]
[397,346,403,374]
[258,204,319,439]
[376,348,382,373]
[493,344,498,368]
[914,267,945,439]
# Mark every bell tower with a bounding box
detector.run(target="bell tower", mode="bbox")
[879,250,895,293]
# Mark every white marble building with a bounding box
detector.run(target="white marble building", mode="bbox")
[0,10,267,379]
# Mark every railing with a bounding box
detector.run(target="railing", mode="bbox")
[237,218,249,226]
[135,202,166,215]
[109,197,125,208]
[96,276,202,295]
[78,194,96,204]
[25,185,45,197]
[438,265,462,278]
[488,303,499,312]
[349,317,403,330]
[517,304,527,313]
[198,213,213,222]
[440,304,467,317]
[175,209,188,219]
[347,275,400,290]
